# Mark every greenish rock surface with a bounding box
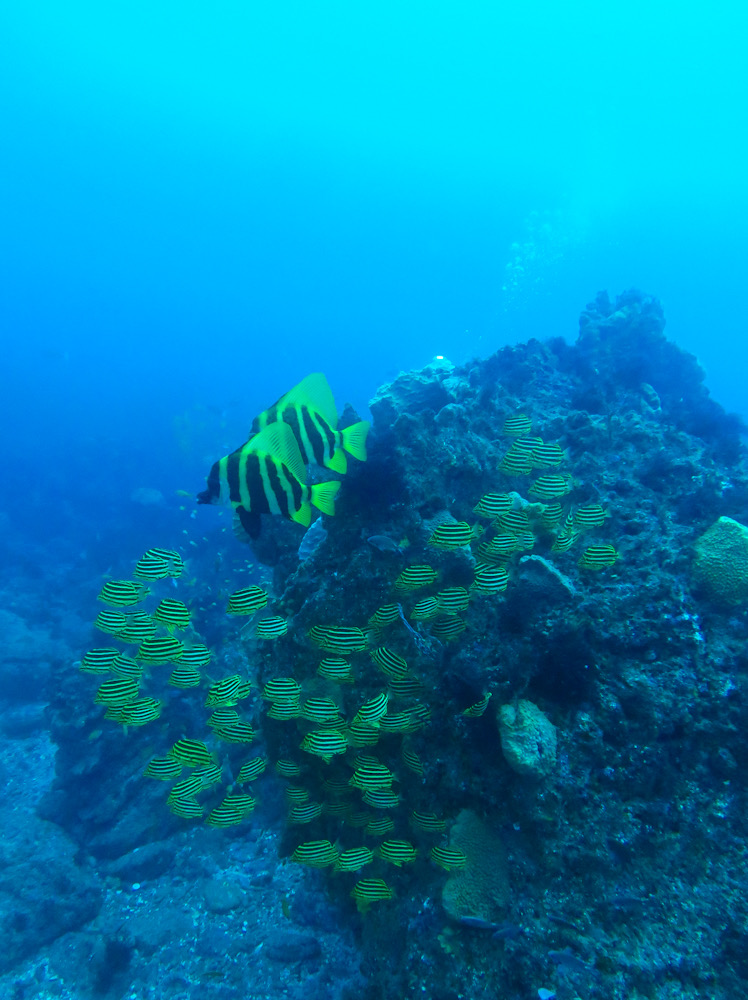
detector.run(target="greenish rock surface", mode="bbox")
[692,515,748,606]
[497,699,557,778]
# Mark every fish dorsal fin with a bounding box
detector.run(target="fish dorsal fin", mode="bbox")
[245,423,307,484]
[279,373,339,428]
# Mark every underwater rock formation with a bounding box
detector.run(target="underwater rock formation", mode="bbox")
[497,698,557,778]
[692,515,748,606]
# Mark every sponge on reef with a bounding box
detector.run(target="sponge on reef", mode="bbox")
[442,809,509,923]
[497,699,557,779]
[692,516,748,607]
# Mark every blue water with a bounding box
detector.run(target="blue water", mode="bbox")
[3,2,747,546]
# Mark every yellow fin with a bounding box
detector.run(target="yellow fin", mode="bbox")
[290,501,312,527]
[245,423,307,485]
[326,447,347,475]
[278,373,339,429]
[341,421,369,462]
[310,481,340,516]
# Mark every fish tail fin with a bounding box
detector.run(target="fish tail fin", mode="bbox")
[290,502,313,528]
[326,447,348,474]
[310,481,341,517]
[341,421,369,462]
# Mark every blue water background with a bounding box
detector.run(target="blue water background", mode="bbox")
[1,2,746,548]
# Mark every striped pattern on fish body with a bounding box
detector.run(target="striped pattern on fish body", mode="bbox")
[267,702,301,720]
[285,786,311,805]
[205,674,244,707]
[345,722,381,747]
[471,564,509,594]
[428,521,474,550]
[410,597,439,621]
[274,759,303,778]
[365,815,395,836]
[436,587,470,614]
[222,792,256,815]
[393,565,438,592]
[207,708,240,728]
[288,801,323,824]
[351,879,394,913]
[473,492,513,518]
[110,654,143,680]
[308,625,368,654]
[573,504,609,530]
[169,797,203,819]
[502,413,532,437]
[205,802,243,828]
[528,474,574,500]
[376,839,417,867]
[118,611,157,644]
[198,422,340,529]
[251,373,369,473]
[300,730,348,763]
[262,677,302,702]
[550,528,578,553]
[361,788,400,809]
[134,552,171,581]
[316,656,355,683]
[353,692,389,728]
[370,646,409,679]
[410,810,447,834]
[540,502,564,529]
[496,509,530,535]
[168,776,203,801]
[349,761,395,791]
[97,580,149,607]
[578,544,618,570]
[530,442,566,469]
[226,586,268,616]
[323,801,350,819]
[255,616,288,639]
[367,604,401,629]
[300,697,341,724]
[94,609,128,635]
[401,747,424,775]
[292,840,340,868]
[136,636,185,664]
[94,676,140,706]
[497,447,533,476]
[168,664,202,689]
[430,846,468,870]
[463,692,492,717]
[386,676,425,699]
[193,763,223,788]
[143,756,183,780]
[213,722,255,744]
[236,756,267,783]
[477,535,517,562]
[119,697,162,727]
[378,711,418,734]
[430,615,466,640]
[79,648,119,674]
[152,599,191,630]
[168,738,215,767]
[334,847,373,872]
[179,644,212,669]
[145,548,184,577]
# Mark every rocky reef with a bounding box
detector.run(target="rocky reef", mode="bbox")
[6,288,748,1000]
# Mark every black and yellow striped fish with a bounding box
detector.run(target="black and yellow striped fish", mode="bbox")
[300,697,341,724]
[308,625,368,653]
[463,692,492,717]
[236,756,267,783]
[227,586,268,616]
[573,504,609,530]
[94,609,128,635]
[205,674,244,707]
[367,604,401,630]
[197,422,340,538]
[351,879,394,913]
[193,763,223,788]
[528,474,574,501]
[530,442,566,468]
[94,676,139,707]
[291,840,340,867]
[365,816,395,836]
[361,788,399,809]
[179,644,213,669]
[410,810,447,834]
[436,587,470,614]
[288,801,323,824]
[471,564,509,594]
[118,611,157,645]
[136,635,185,664]
[212,721,255,744]
[429,615,466,641]
[79,648,119,674]
[205,802,244,828]
[262,677,302,703]
[120,697,162,727]
[143,756,183,780]
[252,372,369,475]
[169,797,204,819]
[299,730,347,763]
[393,565,438,592]
[578,544,618,570]
[376,839,417,866]
[353,692,389,727]
[349,760,395,791]
[473,492,513,519]
[410,597,439,620]
[255,616,288,639]
[429,846,468,870]
[317,656,355,683]
[502,413,532,437]
[152,599,191,630]
[370,646,409,679]
[97,580,149,607]
[275,759,303,779]
[168,738,215,767]
[168,664,202,689]
[334,847,373,872]
[110,654,144,680]
[133,551,171,581]
[267,702,302,720]
[428,521,474,550]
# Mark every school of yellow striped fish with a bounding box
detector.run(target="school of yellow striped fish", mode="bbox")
[78,391,617,915]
